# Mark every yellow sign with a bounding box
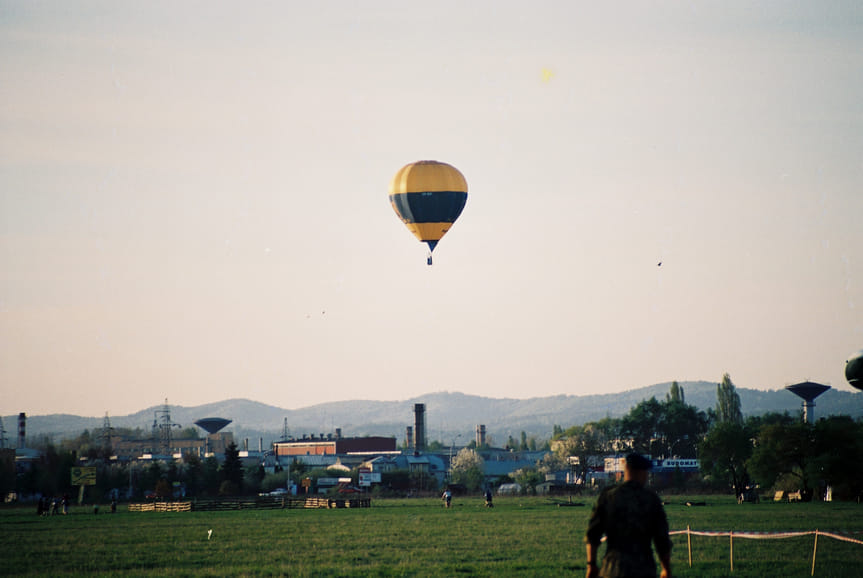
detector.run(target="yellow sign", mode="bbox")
[71,466,96,486]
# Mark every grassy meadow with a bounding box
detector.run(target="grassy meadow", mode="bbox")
[2,495,863,577]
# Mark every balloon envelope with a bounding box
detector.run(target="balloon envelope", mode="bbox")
[846,349,863,391]
[389,160,468,255]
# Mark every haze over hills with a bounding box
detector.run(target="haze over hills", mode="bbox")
[5,381,862,448]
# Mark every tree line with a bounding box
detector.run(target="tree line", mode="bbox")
[549,375,863,501]
[4,441,264,501]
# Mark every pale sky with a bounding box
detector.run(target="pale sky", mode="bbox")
[2,1,862,417]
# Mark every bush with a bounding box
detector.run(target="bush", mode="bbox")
[219,480,240,496]
[260,471,291,493]
[155,479,172,499]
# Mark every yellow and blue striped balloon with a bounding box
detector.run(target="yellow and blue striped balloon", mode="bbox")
[389,160,468,264]
[847,349,863,391]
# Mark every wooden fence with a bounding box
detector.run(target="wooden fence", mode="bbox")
[128,502,191,512]
[303,497,371,509]
[128,496,371,512]
[191,497,304,511]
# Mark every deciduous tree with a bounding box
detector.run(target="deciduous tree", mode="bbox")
[450,447,485,492]
[716,373,743,425]
[667,381,684,404]
[811,417,863,500]
[747,421,816,496]
[698,420,754,496]
[620,397,664,455]
[552,423,603,485]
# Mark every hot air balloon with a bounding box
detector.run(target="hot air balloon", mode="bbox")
[846,349,863,391]
[389,160,468,265]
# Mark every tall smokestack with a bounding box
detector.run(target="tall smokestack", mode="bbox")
[18,413,26,449]
[413,404,426,451]
[476,424,486,448]
[405,426,414,450]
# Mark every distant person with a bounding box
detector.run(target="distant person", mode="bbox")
[584,454,672,578]
[484,488,494,508]
[442,488,452,509]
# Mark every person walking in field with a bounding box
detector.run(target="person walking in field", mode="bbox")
[442,488,452,509]
[484,488,494,508]
[584,454,672,578]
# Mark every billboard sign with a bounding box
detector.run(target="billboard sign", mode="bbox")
[359,471,382,487]
[71,466,96,486]
[604,457,626,474]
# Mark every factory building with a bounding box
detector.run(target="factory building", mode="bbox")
[273,434,397,457]
[111,432,234,460]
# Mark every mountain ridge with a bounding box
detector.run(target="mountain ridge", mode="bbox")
[5,381,862,447]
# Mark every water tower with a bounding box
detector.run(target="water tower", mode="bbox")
[194,418,232,455]
[785,381,830,424]
[194,417,232,435]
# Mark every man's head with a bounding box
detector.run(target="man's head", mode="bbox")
[623,453,652,484]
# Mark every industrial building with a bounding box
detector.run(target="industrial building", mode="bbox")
[111,431,234,461]
[273,433,397,457]
[274,404,421,461]
[109,415,237,460]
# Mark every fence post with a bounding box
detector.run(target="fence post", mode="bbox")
[730,531,734,573]
[687,526,692,568]
[811,529,819,576]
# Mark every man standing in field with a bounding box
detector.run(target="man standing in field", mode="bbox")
[584,454,672,578]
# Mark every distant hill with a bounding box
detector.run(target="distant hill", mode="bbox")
[5,381,862,449]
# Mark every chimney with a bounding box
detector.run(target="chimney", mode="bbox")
[413,404,426,451]
[405,426,414,450]
[335,428,342,439]
[18,413,26,449]
[476,424,486,447]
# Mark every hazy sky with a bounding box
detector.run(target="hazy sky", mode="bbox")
[2,2,862,417]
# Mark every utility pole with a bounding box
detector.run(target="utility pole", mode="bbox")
[152,399,181,456]
[100,412,114,456]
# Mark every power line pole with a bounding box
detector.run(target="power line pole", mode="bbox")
[152,399,181,456]
[101,412,114,456]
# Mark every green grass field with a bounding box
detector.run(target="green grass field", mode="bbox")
[2,495,862,577]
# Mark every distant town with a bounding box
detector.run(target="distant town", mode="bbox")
[3,377,863,505]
